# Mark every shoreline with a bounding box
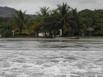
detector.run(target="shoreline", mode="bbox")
[0,37,103,42]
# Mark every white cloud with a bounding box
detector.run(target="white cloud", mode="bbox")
[0,0,103,14]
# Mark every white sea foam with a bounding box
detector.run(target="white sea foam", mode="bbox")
[0,38,103,77]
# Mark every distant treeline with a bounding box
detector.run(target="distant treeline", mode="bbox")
[0,3,103,37]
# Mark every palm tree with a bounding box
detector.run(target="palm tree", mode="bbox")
[57,3,71,36]
[34,7,50,37]
[71,9,80,36]
[13,10,27,34]
[57,3,70,17]
[37,7,49,16]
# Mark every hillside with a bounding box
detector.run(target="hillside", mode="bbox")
[0,6,16,17]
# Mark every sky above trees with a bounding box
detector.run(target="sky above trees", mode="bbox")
[0,0,103,14]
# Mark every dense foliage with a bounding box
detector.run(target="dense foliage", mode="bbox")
[0,3,103,37]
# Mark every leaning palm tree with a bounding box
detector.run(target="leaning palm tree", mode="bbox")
[13,10,27,34]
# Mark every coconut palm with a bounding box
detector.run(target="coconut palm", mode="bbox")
[71,9,80,36]
[37,7,49,16]
[13,10,27,34]
[57,3,71,36]
[57,3,70,17]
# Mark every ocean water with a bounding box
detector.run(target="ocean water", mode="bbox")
[0,38,103,77]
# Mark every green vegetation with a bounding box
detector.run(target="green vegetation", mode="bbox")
[0,3,103,38]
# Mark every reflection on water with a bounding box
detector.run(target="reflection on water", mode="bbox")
[0,38,103,77]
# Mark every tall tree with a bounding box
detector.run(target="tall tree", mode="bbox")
[13,10,27,34]
[71,9,80,36]
[57,3,71,36]
[37,7,49,16]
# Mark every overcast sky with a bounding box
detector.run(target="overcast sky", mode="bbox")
[0,0,103,14]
